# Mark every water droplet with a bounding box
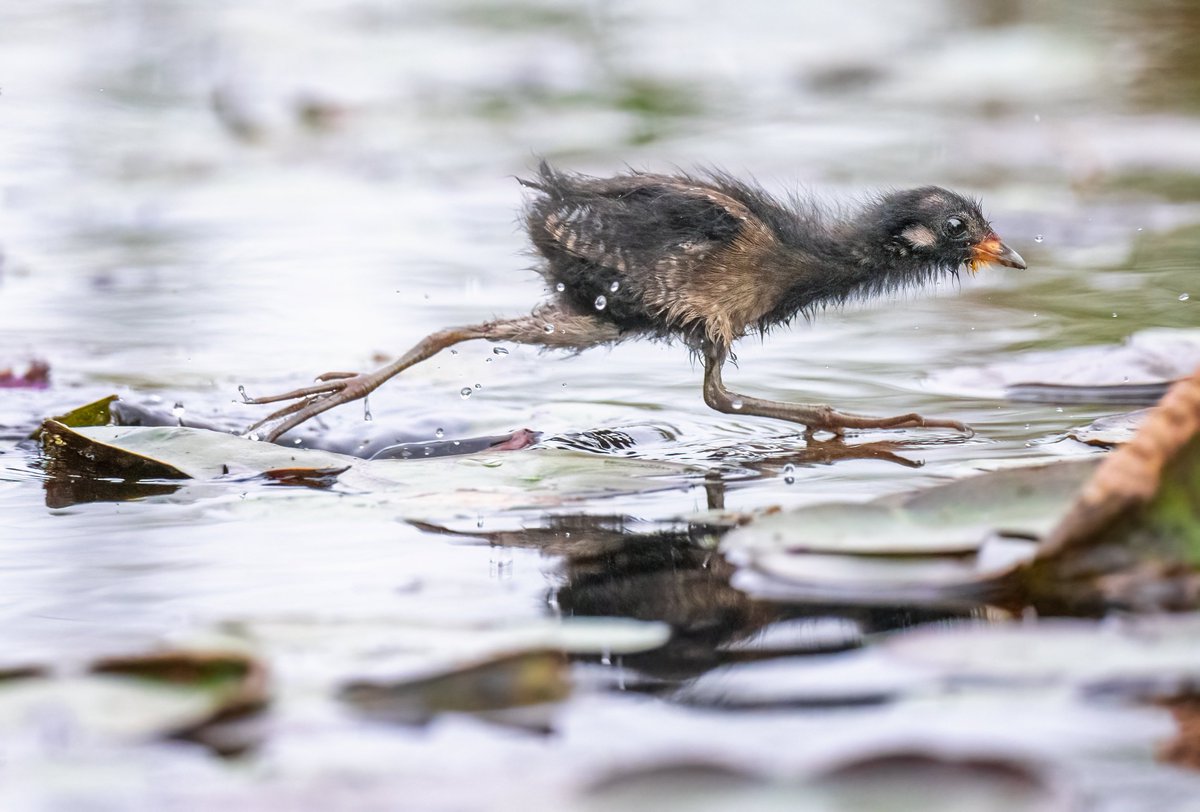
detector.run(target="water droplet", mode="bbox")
[474,383,481,390]
[435,428,445,438]
[1024,423,1030,430]
[555,282,566,292]
[237,385,248,401]
[493,347,509,355]
[460,387,472,399]
[485,357,492,363]
[782,463,795,474]
[293,437,303,445]
[543,324,555,334]
[731,399,744,411]
[363,398,372,422]
[171,402,185,418]
[1112,312,1118,318]
[450,349,459,355]
[609,281,620,292]
[1136,227,1144,232]
[1180,293,1190,302]
[423,446,432,456]
[1034,234,1044,243]
[594,295,607,310]
[1056,407,1063,413]
[246,432,261,442]
[782,463,795,484]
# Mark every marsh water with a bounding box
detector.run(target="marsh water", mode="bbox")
[2,1,1200,808]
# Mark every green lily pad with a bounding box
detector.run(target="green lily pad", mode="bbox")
[340,649,570,725]
[723,459,1099,558]
[0,649,266,743]
[885,617,1200,696]
[38,423,701,517]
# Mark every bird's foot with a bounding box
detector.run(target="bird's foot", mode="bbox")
[804,408,974,438]
[241,370,379,442]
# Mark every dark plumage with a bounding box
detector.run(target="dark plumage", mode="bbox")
[246,162,1026,441]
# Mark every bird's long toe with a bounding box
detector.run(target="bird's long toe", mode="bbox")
[242,377,348,405]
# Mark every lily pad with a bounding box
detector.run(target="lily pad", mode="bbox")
[723,459,1098,559]
[1069,410,1148,447]
[38,423,701,514]
[340,649,570,726]
[925,328,1200,403]
[885,617,1200,697]
[1029,371,1200,609]
[0,649,266,743]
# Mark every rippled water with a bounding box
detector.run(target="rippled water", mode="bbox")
[2,0,1200,807]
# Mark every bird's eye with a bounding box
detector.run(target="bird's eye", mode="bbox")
[945,216,967,237]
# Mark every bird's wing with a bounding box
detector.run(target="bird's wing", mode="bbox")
[527,168,758,275]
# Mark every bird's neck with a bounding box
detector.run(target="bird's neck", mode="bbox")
[763,218,947,326]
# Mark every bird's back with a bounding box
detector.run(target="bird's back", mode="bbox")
[522,163,804,348]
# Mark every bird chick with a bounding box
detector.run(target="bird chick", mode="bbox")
[245,163,1026,441]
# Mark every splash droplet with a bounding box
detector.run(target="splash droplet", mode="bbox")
[609,281,620,292]
[782,463,795,484]
[474,383,482,390]
[594,295,607,310]
[1034,234,1044,243]
[237,385,249,401]
[460,387,472,399]
[1112,312,1118,318]
[435,428,445,438]
[1180,293,1190,302]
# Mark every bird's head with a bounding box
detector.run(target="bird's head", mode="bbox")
[870,186,1026,275]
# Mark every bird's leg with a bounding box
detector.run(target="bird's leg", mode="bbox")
[243,307,622,442]
[700,343,972,437]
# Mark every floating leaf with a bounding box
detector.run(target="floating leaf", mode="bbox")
[724,460,1098,559]
[885,616,1200,697]
[722,460,1098,603]
[1069,410,1148,447]
[340,649,570,726]
[0,649,266,744]
[1029,370,1200,609]
[37,423,701,515]
[926,328,1200,403]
